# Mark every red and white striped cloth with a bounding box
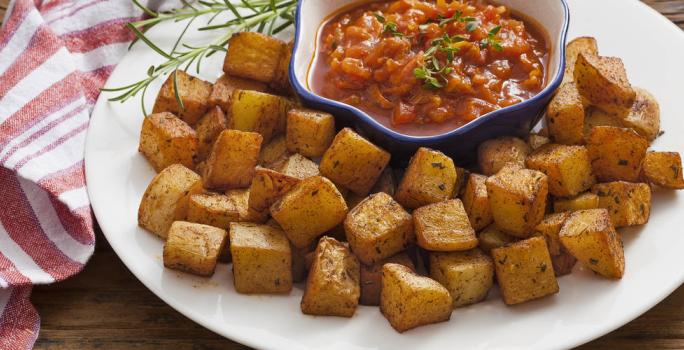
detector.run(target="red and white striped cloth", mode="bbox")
[0,1,178,348]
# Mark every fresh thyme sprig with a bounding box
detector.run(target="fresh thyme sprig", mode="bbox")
[101,0,297,115]
[480,25,503,51]
[374,12,403,37]
[413,34,466,89]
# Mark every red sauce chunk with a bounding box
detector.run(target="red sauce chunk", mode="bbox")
[310,0,549,136]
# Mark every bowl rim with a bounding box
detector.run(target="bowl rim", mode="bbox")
[289,0,570,142]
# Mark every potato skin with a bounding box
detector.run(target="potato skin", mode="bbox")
[562,36,599,85]
[163,221,227,276]
[344,192,414,265]
[301,237,360,317]
[194,106,227,162]
[477,136,531,175]
[395,147,458,209]
[525,144,596,197]
[320,128,391,196]
[223,32,286,84]
[139,112,197,172]
[380,263,452,333]
[591,181,651,227]
[491,236,559,305]
[138,164,203,238]
[559,209,625,279]
[461,173,493,231]
[586,126,648,182]
[286,109,336,158]
[152,70,212,126]
[208,74,269,112]
[546,82,585,145]
[203,129,262,190]
[359,252,415,306]
[429,249,494,307]
[413,199,478,252]
[641,152,684,189]
[621,87,660,141]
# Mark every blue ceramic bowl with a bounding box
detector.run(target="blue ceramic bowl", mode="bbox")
[289,0,570,164]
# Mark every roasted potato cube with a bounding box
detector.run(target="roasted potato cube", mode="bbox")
[259,135,290,168]
[413,199,477,252]
[225,188,268,223]
[452,167,470,197]
[546,82,585,145]
[592,182,651,227]
[194,106,227,162]
[583,107,623,138]
[359,252,415,306]
[276,153,320,179]
[271,41,293,93]
[291,244,312,283]
[641,152,684,189]
[491,236,559,305]
[380,263,452,332]
[553,192,599,213]
[271,176,348,248]
[534,213,576,276]
[559,209,625,278]
[301,237,360,317]
[208,74,268,112]
[621,87,660,141]
[320,128,391,196]
[396,147,457,209]
[461,174,493,231]
[163,221,227,276]
[248,167,300,214]
[527,133,551,150]
[203,129,262,190]
[138,164,203,238]
[525,144,596,197]
[139,112,197,172]
[562,36,599,84]
[223,32,286,83]
[485,164,549,237]
[228,89,290,143]
[478,224,516,253]
[230,222,292,293]
[429,249,494,307]
[187,191,258,229]
[574,53,636,115]
[286,109,335,158]
[477,136,531,175]
[344,192,414,265]
[370,167,396,196]
[153,70,212,125]
[586,126,649,182]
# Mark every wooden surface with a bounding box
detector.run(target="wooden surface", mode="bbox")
[0,0,681,349]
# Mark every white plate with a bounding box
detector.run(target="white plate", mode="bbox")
[85,1,684,349]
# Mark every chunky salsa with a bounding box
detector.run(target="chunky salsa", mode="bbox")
[310,0,549,136]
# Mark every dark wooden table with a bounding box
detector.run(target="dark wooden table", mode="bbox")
[0,0,681,349]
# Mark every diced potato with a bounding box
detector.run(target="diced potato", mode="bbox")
[271,41,293,93]
[559,209,625,278]
[259,134,290,168]
[592,182,651,227]
[485,164,549,237]
[270,176,348,248]
[359,252,415,306]
[452,167,470,198]
[301,237,360,317]
[380,263,452,333]
[230,222,292,293]
[491,236,559,305]
[223,32,286,84]
[203,129,262,190]
[344,192,414,265]
[194,106,227,162]
[320,128,391,196]
[276,153,320,179]
[429,249,494,307]
[583,107,623,138]
[527,133,551,150]
[553,192,600,213]
[370,167,396,196]
[641,151,684,189]
[291,244,313,283]
[187,193,240,228]
[534,213,576,276]
[208,74,268,112]
[562,36,599,85]
[139,112,197,172]
[574,53,636,116]
[525,144,596,197]
[478,224,516,253]
[586,126,648,182]
[621,87,660,141]
[153,70,212,125]
[546,82,585,145]
[413,199,477,252]
[461,174,493,231]
[163,221,227,276]
[248,167,300,214]
[477,136,531,175]
[395,147,458,209]
[228,89,291,143]
[138,164,203,238]
[286,109,336,158]
[226,188,268,223]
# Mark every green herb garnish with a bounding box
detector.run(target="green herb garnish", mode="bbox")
[374,12,403,37]
[480,25,503,51]
[413,34,465,89]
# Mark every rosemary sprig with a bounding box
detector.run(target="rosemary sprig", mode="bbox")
[101,0,297,115]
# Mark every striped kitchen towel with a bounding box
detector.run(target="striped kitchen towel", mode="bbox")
[0,1,177,348]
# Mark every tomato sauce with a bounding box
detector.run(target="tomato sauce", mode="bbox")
[310,0,549,136]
